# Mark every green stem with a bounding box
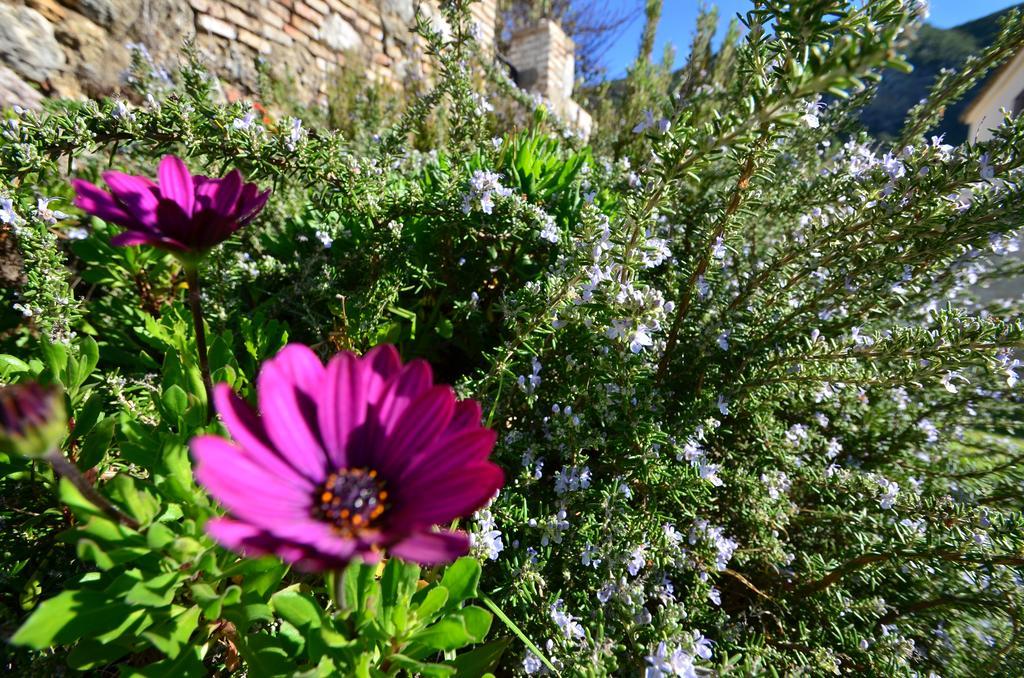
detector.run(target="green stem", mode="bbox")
[45,450,139,529]
[184,264,214,423]
[480,594,558,674]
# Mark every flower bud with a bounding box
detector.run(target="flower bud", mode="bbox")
[0,382,66,459]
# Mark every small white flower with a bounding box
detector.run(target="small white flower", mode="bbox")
[0,197,19,225]
[232,110,258,130]
[35,197,70,225]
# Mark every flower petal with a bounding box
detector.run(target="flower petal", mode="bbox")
[448,399,483,433]
[213,384,314,486]
[318,352,366,469]
[397,428,497,484]
[157,155,195,217]
[102,171,160,223]
[206,518,379,572]
[72,179,145,231]
[388,530,471,565]
[389,462,504,528]
[237,186,271,225]
[110,230,188,251]
[206,169,243,216]
[258,354,327,483]
[192,435,312,528]
[377,385,455,476]
[265,344,325,396]
[155,199,193,243]
[362,344,403,404]
[370,359,433,435]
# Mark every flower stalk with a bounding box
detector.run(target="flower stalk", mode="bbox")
[184,263,214,422]
[44,448,139,530]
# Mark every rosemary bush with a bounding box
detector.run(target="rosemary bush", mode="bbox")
[2,1,1024,675]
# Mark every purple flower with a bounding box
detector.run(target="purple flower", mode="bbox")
[0,382,65,459]
[71,155,269,256]
[191,344,504,571]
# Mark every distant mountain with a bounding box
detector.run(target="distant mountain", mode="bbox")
[859,4,1022,144]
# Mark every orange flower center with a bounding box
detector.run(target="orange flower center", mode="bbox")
[313,467,389,534]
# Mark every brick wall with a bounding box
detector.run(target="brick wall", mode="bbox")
[0,0,587,134]
[506,19,591,136]
[0,0,498,106]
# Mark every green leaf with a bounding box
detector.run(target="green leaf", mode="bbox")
[0,354,30,374]
[237,557,287,597]
[446,636,511,677]
[386,654,456,677]
[109,474,160,525]
[71,336,100,390]
[381,557,419,610]
[120,646,206,677]
[413,585,449,624]
[72,392,106,440]
[339,560,378,622]
[146,522,177,550]
[78,416,115,469]
[142,605,201,658]
[10,589,131,649]
[271,588,324,630]
[125,571,183,607]
[436,318,454,339]
[410,617,473,651]
[454,605,492,643]
[40,338,68,385]
[68,637,136,671]
[59,477,107,521]
[234,631,295,677]
[190,583,223,619]
[439,557,480,609]
[480,595,557,673]
[161,385,189,419]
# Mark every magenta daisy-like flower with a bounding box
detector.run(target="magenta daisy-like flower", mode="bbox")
[71,155,269,256]
[191,344,504,571]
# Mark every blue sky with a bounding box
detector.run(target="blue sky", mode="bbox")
[599,1,1022,78]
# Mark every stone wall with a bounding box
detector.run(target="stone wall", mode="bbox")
[0,0,588,134]
[506,19,590,135]
[0,0,496,106]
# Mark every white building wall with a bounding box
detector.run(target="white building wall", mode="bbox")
[964,50,1024,142]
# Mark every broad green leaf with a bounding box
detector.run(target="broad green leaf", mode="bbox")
[439,557,480,609]
[161,384,189,419]
[146,522,177,549]
[381,557,419,610]
[234,631,295,677]
[340,560,378,622]
[68,636,136,671]
[142,605,201,658]
[386,654,457,677]
[78,416,115,469]
[410,617,473,651]
[71,336,100,389]
[72,392,106,440]
[190,583,223,618]
[109,474,160,525]
[120,646,206,677]
[454,605,492,643]
[0,354,30,374]
[125,571,183,607]
[10,589,131,649]
[40,338,68,385]
[413,585,449,624]
[446,636,511,677]
[271,588,324,630]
